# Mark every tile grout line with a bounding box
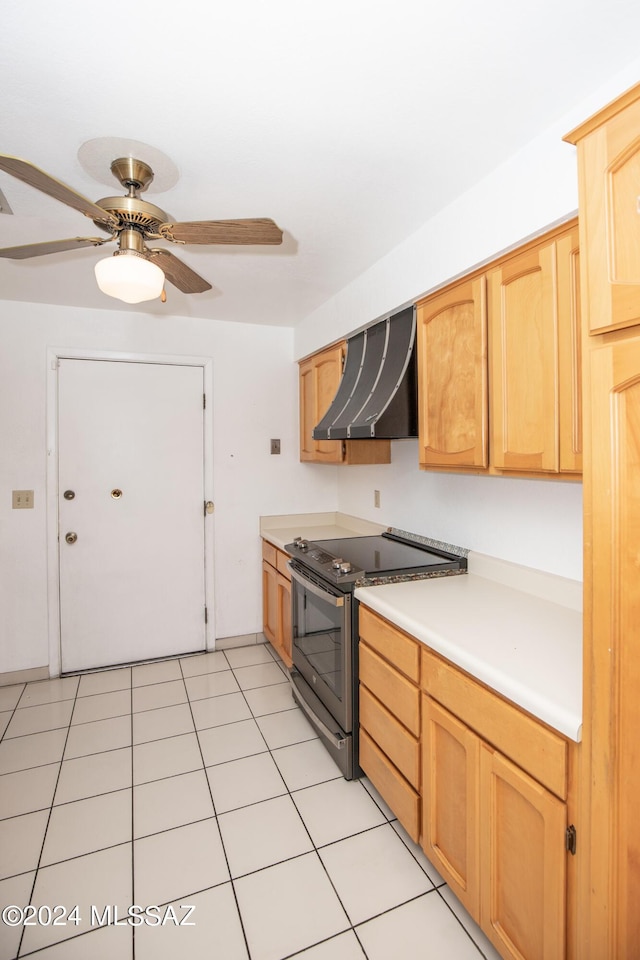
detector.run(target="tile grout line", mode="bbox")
[14,675,81,958]
[177,650,255,960]
[224,648,365,957]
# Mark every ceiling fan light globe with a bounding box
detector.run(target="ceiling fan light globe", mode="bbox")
[94,252,165,303]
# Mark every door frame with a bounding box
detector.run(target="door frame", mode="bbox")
[46,347,215,678]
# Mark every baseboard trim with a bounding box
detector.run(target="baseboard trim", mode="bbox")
[0,666,50,688]
[215,633,266,651]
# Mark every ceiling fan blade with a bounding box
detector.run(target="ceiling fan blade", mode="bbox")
[0,236,113,260]
[0,154,119,229]
[158,218,283,245]
[149,248,212,294]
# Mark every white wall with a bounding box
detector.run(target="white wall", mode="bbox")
[290,66,640,582]
[0,300,337,675]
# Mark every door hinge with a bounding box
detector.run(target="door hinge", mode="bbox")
[565,824,577,855]
[204,606,208,624]
[203,393,206,409]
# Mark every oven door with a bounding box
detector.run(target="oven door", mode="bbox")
[289,564,352,734]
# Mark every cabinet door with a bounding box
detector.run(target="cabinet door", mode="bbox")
[571,89,640,335]
[299,344,344,463]
[422,695,481,920]
[479,745,566,960]
[276,571,292,667]
[557,225,582,473]
[488,241,559,473]
[262,560,277,646]
[586,334,640,955]
[417,276,488,468]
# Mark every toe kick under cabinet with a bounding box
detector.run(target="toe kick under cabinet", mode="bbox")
[358,605,578,960]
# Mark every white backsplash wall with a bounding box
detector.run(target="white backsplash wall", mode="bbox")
[0,300,338,676]
[336,440,583,580]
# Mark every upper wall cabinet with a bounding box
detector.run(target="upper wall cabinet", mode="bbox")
[564,82,640,336]
[416,220,582,478]
[489,223,582,475]
[299,342,391,464]
[488,237,559,473]
[417,276,488,469]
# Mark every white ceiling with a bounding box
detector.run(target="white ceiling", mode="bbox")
[1,0,639,327]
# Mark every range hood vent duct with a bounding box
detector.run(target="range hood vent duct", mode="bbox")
[313,305,418,441]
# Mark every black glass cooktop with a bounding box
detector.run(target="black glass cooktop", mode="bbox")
[312,535,450,574]
[285,531,466,587]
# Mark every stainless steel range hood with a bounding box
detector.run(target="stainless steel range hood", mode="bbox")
[312,306,417,441]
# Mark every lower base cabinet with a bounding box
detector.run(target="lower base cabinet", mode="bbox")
[423,695,567,959]
[358,605,576,960]
[358,606,421,842]
[261,540,292,668]
[479,746,566,960]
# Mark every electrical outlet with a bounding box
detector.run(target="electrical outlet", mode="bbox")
[374,489,380,508]
[270,439,281,455]
[12,490,34,509]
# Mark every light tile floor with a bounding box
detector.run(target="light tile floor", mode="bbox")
[0,643,502,960]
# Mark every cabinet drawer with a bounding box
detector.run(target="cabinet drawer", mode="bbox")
[359,606,419,682]
[360,685,420,788]
[359,728,420,842]
[262,539,277,567]
[360,642,420,737]
[422,648,567,799]
[276,549,291,580]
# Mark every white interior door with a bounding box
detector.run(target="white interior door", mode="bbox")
[58,359,206,673]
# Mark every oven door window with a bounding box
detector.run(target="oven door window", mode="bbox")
[295,597,342,698]
[290,571,351,728]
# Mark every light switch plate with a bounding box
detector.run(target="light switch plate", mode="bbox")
[270,439,281,455]
[13,490,34,509]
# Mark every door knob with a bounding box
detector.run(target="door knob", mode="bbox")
[65,532,78,544]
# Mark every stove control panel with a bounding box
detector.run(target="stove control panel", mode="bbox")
[286,538,363,584]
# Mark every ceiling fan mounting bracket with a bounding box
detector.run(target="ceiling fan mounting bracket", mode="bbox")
[110,157,154,193]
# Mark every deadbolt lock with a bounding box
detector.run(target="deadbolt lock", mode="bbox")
[63,490,75,500]
[65,532,78,544]
[111,489,123,500]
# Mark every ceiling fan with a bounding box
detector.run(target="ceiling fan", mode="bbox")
[0,153,283,303]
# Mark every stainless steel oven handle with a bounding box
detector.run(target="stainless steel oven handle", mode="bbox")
[290,674,347,750]
[288,564,344,607]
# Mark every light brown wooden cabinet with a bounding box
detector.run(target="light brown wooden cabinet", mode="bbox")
[416,275,488,469]
[565,83,640,336]
[358,605,421,842]
[299,342,391,465]
[261,539,292,668]
[416,221,582,477]
[357,604,576,960]
[488,225,582,475]
[564,82,640,958]
[488,236,561,474]
[422,647,572,960]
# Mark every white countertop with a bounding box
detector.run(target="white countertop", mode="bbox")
[355,567,583,742]
[260,512,386,552]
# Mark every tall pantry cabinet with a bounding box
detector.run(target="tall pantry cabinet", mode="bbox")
[564,81,640,958]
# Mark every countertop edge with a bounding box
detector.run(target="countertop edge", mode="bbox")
[355,581,582,743]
